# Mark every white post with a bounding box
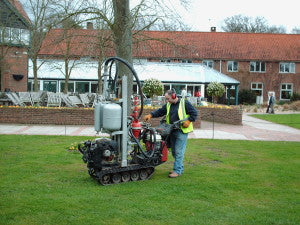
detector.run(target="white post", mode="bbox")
[200,84,205,98]
[121,75,128,167]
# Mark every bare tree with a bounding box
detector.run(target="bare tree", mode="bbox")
[22,0,61,92]
[131,0,191,31]
[50,0,88,93]
[24,0,190,96]
[221,14,287,33]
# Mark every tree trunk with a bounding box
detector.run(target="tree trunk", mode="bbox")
[32,58,39,92]
[64,60,69,94]
[112,0,132,113]
[0,66,2,91]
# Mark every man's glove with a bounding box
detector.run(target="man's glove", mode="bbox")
[182,120,191,128]
[144,114,152,122]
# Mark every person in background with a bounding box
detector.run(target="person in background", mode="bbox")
[194,89,201,105]
[194,89,201,98]
[266,92,275,114]
[180,87,187,98]
[143,89,198,178]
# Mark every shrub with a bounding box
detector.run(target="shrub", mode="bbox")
[238,89,256,105]
[290,92,300,102]
[277,100,289,105]
[283,104,290,111]
[142,78,164,98]
[207,82,225,103]
[289,100,300,111]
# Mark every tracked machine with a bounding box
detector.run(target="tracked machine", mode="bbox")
[78,57,170,185]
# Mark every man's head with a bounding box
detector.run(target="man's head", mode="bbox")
[165,90,178,104]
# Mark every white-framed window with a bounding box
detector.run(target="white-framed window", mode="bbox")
[20,29,30,45]
[181,59,192,63]
[251,82,263,96]
[60,81,75,93]
[227,61,238,72]
[91,81,98,93]
[203,60,214,68]
[280,83,293,100]
[43,80,58,92]
[160,59,171,63]
[0,27,30,45]
[279,62,295,73]
[27,80,40,92]
[250,61,266,72]
[11,28,21,44]
[3,27,10,42]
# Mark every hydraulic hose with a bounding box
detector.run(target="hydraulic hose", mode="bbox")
[103,57,144,119]
[129,127,156,158]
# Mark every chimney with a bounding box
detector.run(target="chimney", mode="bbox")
[210,27,216,32]
[87,22,93,29]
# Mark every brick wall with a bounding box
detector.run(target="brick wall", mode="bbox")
[143,107,242,125]
[1,46,28,92]
[0,106,242,126]
[197,107,242,125]
[215,60,300,102]
[0,107,94,125]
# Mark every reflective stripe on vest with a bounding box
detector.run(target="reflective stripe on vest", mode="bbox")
[166,98,193,133]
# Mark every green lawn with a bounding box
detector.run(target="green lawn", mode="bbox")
[250,113,300,129]
[0,135,299,225]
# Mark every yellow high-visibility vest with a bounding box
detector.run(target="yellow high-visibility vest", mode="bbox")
[166,98,193,133]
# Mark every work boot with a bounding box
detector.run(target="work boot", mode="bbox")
[168,172,180,178]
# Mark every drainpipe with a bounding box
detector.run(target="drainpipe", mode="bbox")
[219,60,222,73]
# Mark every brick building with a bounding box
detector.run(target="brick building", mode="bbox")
[29,28,299,103]
[0,0,31,92]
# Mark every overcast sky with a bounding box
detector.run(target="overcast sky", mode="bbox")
[170,0,300,32]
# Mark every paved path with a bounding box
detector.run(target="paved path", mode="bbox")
[0,113,299,142]
[191,114,300,141]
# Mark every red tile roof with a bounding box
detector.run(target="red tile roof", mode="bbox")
[39,29,114,57]
[40,29,300,61]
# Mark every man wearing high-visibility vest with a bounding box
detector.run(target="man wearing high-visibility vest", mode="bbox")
[144,89,198,178]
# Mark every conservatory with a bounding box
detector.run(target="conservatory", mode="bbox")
[28,60,240,104]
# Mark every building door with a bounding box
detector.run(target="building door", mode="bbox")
[43,81,57,92]
[76,82,89,93]
[171,84,185,96]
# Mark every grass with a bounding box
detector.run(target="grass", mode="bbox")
[250,113,300,129]
[0,135,299,225]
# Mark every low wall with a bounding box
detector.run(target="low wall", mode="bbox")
[0,106,242,126]
[198,107,243,125]
[0,107,94,125]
